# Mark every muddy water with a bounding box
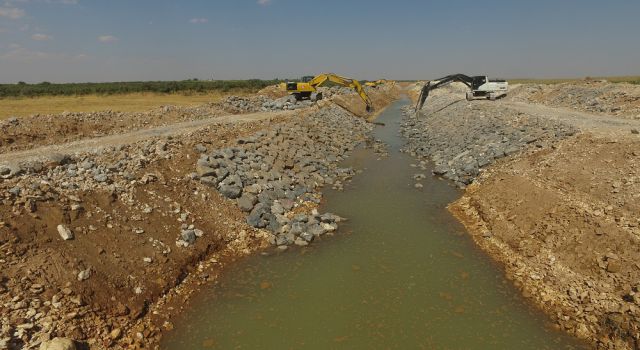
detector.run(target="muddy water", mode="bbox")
[161,99,586,349]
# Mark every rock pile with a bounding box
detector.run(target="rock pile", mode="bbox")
[196,105,373,246]
[401,101,577,188]
[508,81,640,119]
[223,95,318,113]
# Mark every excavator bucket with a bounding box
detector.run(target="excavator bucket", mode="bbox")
[366,105,373,113]
[415,82,431,112]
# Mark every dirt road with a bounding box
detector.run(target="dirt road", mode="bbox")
[502,100,640,136]
[0,109,295,165]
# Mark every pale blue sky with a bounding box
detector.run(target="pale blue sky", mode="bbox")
[0,0,638,83]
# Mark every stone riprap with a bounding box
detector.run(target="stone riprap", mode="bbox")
[401,100,577,188]
[197,105,374,246]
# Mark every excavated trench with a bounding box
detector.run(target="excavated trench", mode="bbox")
[160,99,586,349]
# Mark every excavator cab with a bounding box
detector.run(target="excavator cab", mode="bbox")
[285,82,299,91]
[471,76,487,90]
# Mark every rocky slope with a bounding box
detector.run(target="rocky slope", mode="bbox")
[0,85,399,349]
[401,94,576,188]
[196,105,373,248]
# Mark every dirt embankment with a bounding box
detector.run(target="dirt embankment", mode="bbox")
[405,81,640,349]
[0,120,279,350]
[0,85,400,349]
[338,83,400,118]
[451,134,640,349]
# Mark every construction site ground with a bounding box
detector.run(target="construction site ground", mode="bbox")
[3,79,640,349]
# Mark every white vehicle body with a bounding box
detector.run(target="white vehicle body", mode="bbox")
[468,76,508,100]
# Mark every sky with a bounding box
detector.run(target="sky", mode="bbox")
[0,0,638,83]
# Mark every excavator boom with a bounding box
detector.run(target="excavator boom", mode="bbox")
[415,74,508,112]
[282,73,373,113]
[415,74,473,112]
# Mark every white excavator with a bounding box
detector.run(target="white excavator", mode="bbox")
[415,74,508,112]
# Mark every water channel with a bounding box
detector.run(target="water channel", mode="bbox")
[161,99,586,349]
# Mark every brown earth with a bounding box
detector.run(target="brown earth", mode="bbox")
[0,103,231,155]
[0,118,282,349]
[446,81,640,349]
[0,85,400,349]
[0,85,392,155]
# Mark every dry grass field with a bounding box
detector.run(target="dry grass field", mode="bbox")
[0,91,247,119]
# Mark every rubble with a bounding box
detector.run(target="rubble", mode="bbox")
[401,98,576,188]
[508,80,640,119]
[197,105,373,246]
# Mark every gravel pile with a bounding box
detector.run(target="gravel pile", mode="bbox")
[223,85,371,114]
[196,105,373,247]
[508,81,640,119]
[223,93,336,113]
[401,101,577,188]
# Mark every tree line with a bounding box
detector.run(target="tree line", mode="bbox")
[0,79,281,98]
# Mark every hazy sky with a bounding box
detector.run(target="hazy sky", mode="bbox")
[0,0,638,83]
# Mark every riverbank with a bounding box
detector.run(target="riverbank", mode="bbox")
[450,133,640,349]
[0,84,399,349]
[160,98,585,349]
[404,81,640,349]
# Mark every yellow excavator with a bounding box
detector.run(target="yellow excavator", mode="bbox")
[280,73,373,112]
[365,79,389,87]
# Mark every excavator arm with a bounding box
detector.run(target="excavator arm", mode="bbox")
[308,73,374,113]
[415,74,474,112]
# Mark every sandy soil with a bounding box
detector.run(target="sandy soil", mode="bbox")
[0,119,281,349]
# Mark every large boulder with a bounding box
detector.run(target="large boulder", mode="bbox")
[218,174,243,199]
[246,203,270,228]
[39,338,76,350]
[237,194,257,212]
